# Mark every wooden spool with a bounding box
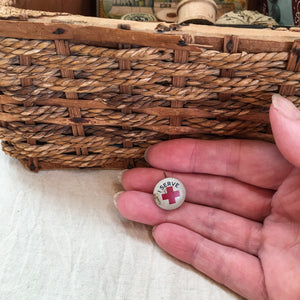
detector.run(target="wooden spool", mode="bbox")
[156,8,177,23]
[177,0,217,24]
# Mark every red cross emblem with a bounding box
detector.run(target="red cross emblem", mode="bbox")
[162,187,180,204]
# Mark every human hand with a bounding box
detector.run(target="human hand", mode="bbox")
[115,94,300,300]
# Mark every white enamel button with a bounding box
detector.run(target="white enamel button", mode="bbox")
[153,177,186,210]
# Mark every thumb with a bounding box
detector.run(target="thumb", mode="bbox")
[269,94,300,168]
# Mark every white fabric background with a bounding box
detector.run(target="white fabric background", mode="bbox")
[0,149,241,300]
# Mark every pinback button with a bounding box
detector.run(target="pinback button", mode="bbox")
[153,177,186,210]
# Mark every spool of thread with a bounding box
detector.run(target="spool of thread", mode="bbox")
[156,8,178,23]
[121,13,157,22]
[177,0,217,24]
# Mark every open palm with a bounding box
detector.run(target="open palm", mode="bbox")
[115,95,300,300]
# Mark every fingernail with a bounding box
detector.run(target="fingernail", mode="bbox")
[113,191,124,208]
[272,94,300,120]
[144,146,151,163]
[117,169,128,185]
[152,225,157,236]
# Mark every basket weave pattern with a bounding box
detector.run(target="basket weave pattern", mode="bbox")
[0,8,300,171]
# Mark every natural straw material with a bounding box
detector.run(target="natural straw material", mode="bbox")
[0,0,15,6]
[0,4,300,171]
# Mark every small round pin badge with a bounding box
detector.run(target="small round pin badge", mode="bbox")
[153,175,186,210]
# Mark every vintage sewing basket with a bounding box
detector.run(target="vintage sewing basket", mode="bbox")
[0,1,300,171]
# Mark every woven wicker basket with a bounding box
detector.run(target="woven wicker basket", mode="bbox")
[0,2,300,171]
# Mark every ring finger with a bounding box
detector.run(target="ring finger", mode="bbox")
[116,191,262,255]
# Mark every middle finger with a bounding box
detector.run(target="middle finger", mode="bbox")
[116,191,262,255]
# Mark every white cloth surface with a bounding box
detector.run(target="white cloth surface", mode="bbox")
[0,149,241,300]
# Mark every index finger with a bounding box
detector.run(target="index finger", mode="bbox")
[146,138,292,189]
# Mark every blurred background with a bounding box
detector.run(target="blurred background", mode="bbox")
[13,0,299,25]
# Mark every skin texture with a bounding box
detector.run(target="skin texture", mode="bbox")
[115,95,300,300]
